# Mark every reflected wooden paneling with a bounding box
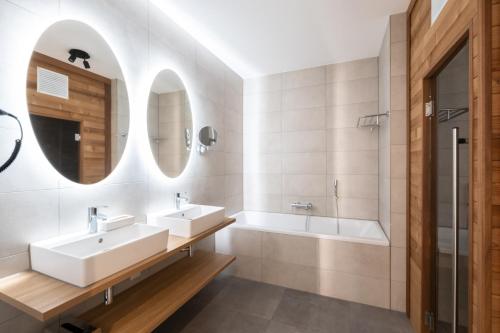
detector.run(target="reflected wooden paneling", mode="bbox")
[26,52,111,184]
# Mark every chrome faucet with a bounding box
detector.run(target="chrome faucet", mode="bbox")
[175,192,189,210]
[88,206,108,234]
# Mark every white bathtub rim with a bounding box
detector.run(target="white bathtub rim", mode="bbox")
[229,212,389,247]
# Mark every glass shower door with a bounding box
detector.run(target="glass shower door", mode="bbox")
[434,43,469,333]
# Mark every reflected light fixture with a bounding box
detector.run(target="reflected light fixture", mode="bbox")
[68,49,91,69]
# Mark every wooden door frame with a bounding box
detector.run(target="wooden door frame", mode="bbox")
[421,25,475,332]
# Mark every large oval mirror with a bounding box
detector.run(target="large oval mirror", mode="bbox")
[26,20,130,184]
[147,70,193,178]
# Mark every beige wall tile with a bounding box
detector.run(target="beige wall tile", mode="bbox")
[283,175,327,196]
[243,57,380,222]
[225,153,243,175]
[390,75,407,111]
[225,175,243,197]
[390,13,407,44]
[317,239,390,279]
[282,108,326,131]
[262,259,319,294]
[390,280,406,312]
[244,153,282,174]
[282,130,326,153]
[390,213,407,248]
[283,85,326,110]
[244,174,282,195]
[326,77,378,106]
[216,228,262,257]
[283,66,326,90]
[390,144,407,178]
[244,91,282,114]
[390,110,407,145]
[244,74,282,94]
[327,128,378,152]
[262,232,318,267]
[317,269,390,308]
[282,152,326,175]
[244,194,282,213]
[391,246,406,282]
[327,58,378,83]
[244,132,282,153]
[225,254,262,282]
[225,194,243,216]
[390,178,407,214]
[390,42,407,77]
[244,111,282,133]
[327,151,378,175]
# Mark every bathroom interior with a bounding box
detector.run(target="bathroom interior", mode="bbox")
[0,1,498,333]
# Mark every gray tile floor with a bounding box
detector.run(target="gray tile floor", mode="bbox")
[154,276,414,333]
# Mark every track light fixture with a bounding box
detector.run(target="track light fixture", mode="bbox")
[67,49,91,69]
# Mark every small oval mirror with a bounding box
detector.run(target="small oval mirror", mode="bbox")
[147,69,192,178]
[198,126,218,151]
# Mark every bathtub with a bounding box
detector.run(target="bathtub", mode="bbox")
[216,211,392,309]
[230,211,389,246]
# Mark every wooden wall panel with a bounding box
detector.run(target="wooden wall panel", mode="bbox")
[26,52,111,184]
[491,2,500,331]
[407,0,484,332]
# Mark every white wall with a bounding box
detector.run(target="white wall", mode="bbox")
[0,1,243,331]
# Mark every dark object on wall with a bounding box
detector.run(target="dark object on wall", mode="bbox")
[0,109,23,173]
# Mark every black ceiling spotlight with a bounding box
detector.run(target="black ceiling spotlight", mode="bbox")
[68,49,91,69]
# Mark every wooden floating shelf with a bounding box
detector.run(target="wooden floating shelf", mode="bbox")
[0,218,235,321]
[80,250,235,333]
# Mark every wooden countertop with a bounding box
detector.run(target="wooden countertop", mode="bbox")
[80,251,235,333]
[0,218,235,321]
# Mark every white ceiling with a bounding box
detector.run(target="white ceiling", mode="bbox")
[35,20,125,81]
[153,0,410,78]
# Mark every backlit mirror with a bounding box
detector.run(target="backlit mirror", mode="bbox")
[27,21,130,184]
[147,69,193,178]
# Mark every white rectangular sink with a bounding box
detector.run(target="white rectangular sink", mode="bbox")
[148,204,225,238]
[30,223,169,287]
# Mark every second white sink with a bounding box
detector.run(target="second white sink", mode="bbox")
[148,204,225,238]
[30,223,169,287]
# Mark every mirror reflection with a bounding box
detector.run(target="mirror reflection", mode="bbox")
[147,70,193,178]
[198,126,218,154]
[26,20,130,184]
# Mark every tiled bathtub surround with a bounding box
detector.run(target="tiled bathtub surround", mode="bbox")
[0,1,243,331]
[243,58,379,220]
[216,227,391,308]
[375,13,408,312]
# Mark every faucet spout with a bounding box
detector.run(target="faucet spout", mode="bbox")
[175,192,189,210]
[88,206,108,234]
